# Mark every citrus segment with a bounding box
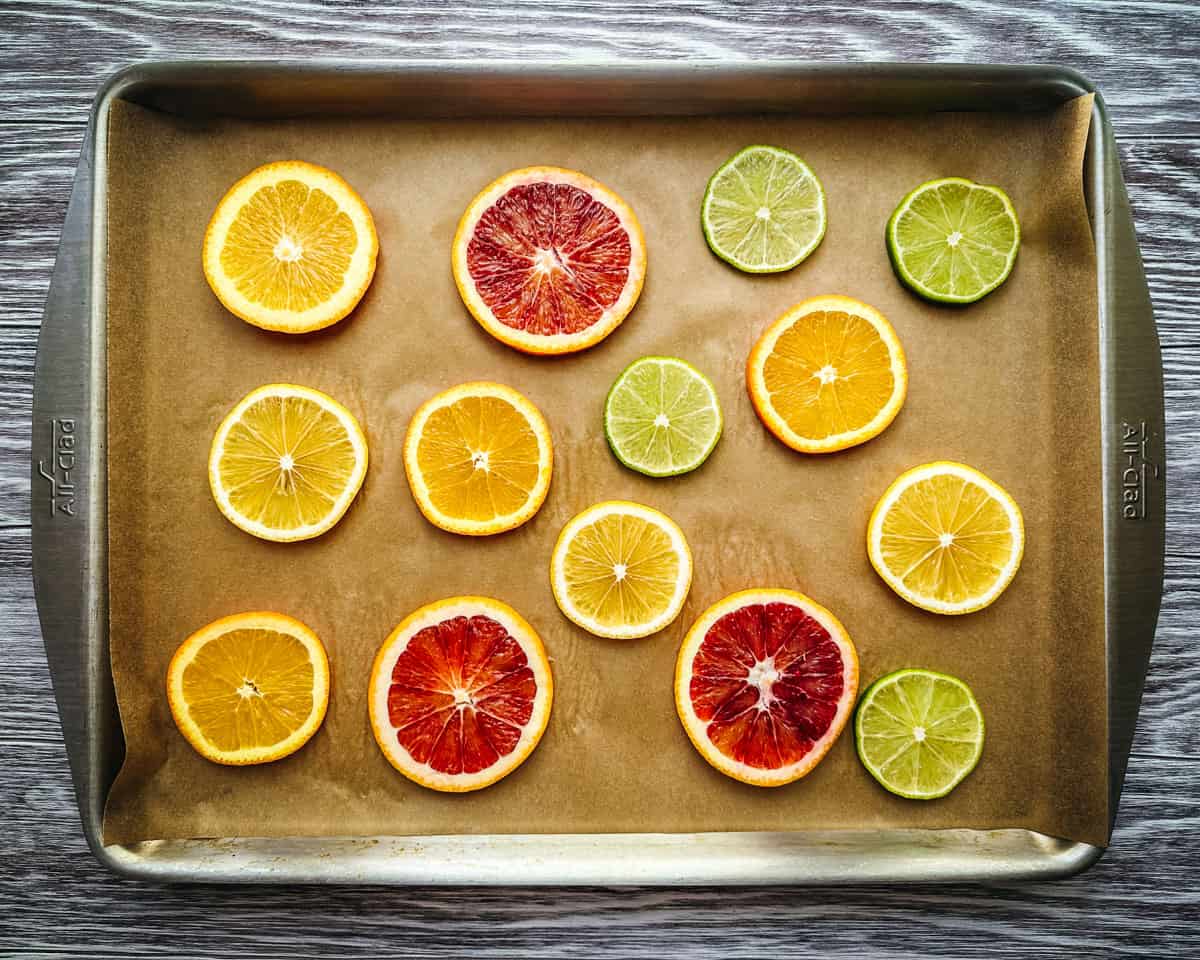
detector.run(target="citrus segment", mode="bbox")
[550,501,692,639]
[887,177,1020,303]
[209,383,368,542]
[675,589,859,786]
[403,382,553,536]
[452,166,647,354]
[604,356,723,477]
[368,597,553,792]
[701,145,826,273]
[747,294,907,453]
[868,461,1025,615]
[167,611,330,765]
[203,161,378,332]
[855,668,985,799]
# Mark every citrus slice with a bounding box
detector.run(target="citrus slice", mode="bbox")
[368,596,553,792]
[202,160,378,332]
[887,177,1020,304]
[550,501,692,639]
[403,381,553,536]
[209,383,368,542]
[855,668,985,799]
[675,589,859,786]
[747,294,907,453]
[868,461,1025,615]
[167,611,330,765]
[451,166,647,355]
[701,145,827,273]
[604,356,723,477]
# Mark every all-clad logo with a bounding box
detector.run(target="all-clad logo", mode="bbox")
[37,418,78,519]
[1120,420,1159,521]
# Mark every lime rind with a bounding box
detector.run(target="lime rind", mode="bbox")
[702,145,827,274]
[854,668,985,800]
[886,177,1020,304]
[604,356,723,478]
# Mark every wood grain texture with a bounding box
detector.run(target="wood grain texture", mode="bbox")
[3,3,1200,955]
[1,0,1200,137]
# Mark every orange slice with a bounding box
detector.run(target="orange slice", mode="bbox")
[209,383,368,542]
[747,294,907,453]
[167,612,330,765]
[203,160,378,333]
[369,596,553,792]
[868,461,1025,614]
[403,381,553,536]
[451,166,647,354]
[675,589,859,787]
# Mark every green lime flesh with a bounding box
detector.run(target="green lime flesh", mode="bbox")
[886,177,1020,304]
[604,356,722,477]
[854,668,985,799]
[701,145,827,273]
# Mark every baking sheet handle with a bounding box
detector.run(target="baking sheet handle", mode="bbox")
[30,121,119,855]
[1098,99,1166,835]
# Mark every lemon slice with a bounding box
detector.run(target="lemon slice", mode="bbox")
[209,383,368,542]
[550,501,692,639]
[868,461,1025,615]
[203,160,378,333]
[167,611,330,765]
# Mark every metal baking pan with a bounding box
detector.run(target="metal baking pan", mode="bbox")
[31,61,1164,884]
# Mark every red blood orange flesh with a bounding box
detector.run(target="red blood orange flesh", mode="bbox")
[675,589,859,786]
[369,597,553,792]
[452,167,647,355]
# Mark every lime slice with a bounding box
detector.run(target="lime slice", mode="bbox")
[604,357,722,477]
[886,177,1020,304]
[855,668,984,799]
[701,145,826,273]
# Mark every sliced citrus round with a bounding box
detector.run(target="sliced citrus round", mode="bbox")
[167,611,330,765]
[403,381,552,536]
[701,145,826,273]
[202,160,378,332]
[209,383,368,542]
[550,501,692,639]
[887,176,1020,304]
[675,589,859,787]
[868,461,1025,615]
[604,356,723,477]
[747,294,907,453]
[451,166,647,355]
[368,596,553,792]
[855,668,985,799]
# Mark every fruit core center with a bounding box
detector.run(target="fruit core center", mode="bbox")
[237,679,261,699]
[746,657,780,710]
[533,248,564,275]
[451,686,474,709]
[938,532,955,548]
[947,230,964,248]
[913,726,927,742]
[816,365,838,385]
[653,413,671,428]
[274,234,304,262]
[612,562,628,582]
[471,451,490,472]
[756,206,771,221]
[279,453,295,471]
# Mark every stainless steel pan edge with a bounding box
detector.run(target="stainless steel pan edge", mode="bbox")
[30,61,1163,885]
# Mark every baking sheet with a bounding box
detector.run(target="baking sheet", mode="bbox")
[103,93,1105,847]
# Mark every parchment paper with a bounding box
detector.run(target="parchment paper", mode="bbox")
[103,93,1106,847]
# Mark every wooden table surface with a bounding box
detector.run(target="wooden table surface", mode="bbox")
[2,2,1197,956]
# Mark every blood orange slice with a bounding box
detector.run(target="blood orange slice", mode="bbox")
[451,166,647,355]
[674,589,859,787]
[369,597,553,792]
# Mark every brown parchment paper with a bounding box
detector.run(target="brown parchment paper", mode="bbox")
[103,93,1106,847]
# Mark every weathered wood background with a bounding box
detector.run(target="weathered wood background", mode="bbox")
[1,2,1197,956]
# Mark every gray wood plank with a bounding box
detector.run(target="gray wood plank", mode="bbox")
[0,526,1197,957]
[1,1,1199,136]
